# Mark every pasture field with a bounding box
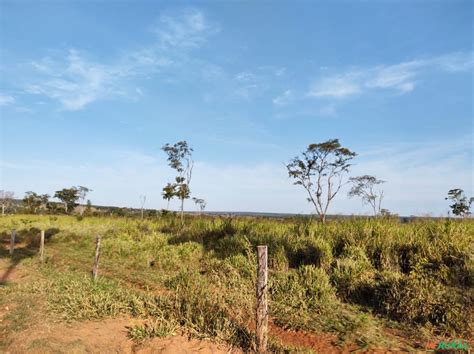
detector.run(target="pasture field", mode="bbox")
[0,214,473,352]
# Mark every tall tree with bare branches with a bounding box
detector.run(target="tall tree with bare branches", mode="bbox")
[77,186,92,216]
[0,190,14,216]
[348,175,386,216]
[192,197,206,215]
[286,139,356,223]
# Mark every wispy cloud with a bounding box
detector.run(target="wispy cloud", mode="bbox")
[154,8,219,49]
[25,49,129,111]
[22,9,217,110]
[308,52,473,99]
[309,73,362,98]
[272,89,293,105]
[232,67,287,100]
[0,93,15,106]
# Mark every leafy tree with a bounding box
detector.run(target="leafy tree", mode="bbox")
[0,190,14,216]
[76,186,92,216]
[445,189,473,217]
[23,192,49,214]
[85,199,92,215]
[162,183,176,210]
[192,197,206,215]
[348,175,386,216]
[286,139,356,223]
[162,141,194,221]
[54,187,80,214]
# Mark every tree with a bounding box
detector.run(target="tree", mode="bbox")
[76,186,92,216]
[162,141,194,221]
[54,187,80,214]
[162,183,176,210]
[348,175,386,216]
[0,190,14,216]
[139,195,146,219]
[286,139,356,223]
[192,197,206,215]
[85,199,92,215]
[445,189,473,217]
[23,192,49,214]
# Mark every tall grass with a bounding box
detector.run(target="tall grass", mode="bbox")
[1,214,472,349]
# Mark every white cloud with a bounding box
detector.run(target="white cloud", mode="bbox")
[433,52,474,72]
[272,89,293,105]
[25,49,128,111]
[308,52,473,99]
[309,73,362,98]
[235,71,257,82]
[0,93,15,106]
[154,9,219,49]
[365,61,421,92]
[22,9,217,111]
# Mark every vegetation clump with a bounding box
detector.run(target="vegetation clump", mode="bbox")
[0,214,472,350]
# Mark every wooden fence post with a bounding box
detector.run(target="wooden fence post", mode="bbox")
[9,229,16,255]
[92,235,101,280]
[256,245,268,353]
[39,230,45,263]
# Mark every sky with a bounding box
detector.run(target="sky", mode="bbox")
[0,0,473,216]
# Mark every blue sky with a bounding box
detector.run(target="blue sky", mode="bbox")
[0,1,472,216]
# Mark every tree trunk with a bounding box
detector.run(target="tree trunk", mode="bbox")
[180,198,184,222]
[141,207,144,219]
[167,199,170,210]
[320,213,326,223]
[64,203,68,214]
[1,204,4,216]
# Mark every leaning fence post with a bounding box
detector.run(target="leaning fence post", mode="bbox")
[9,229,16,255]
[256,245,268,353]
[92,235,101,280]
[39,230,45,263]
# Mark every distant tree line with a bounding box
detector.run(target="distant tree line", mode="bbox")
[1,138,471,220]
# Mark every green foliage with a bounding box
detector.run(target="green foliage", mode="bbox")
[331,245,376,302]
[446,188,473,217]
[162,141,194,219]
[348,175,385,216]
[23,191,50,214]
[54,187,80,214]
[0,214,472,350]
[372,269,472,335]
[286,139,357,223]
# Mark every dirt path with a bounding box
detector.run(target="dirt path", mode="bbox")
[4,317,242,354]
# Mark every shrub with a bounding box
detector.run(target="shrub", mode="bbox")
[287,237,333,269]
[372,269,472,336]
[331,245,376,302]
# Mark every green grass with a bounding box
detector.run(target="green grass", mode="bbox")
[0,214,473,351]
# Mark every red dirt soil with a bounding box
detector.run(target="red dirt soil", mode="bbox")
[4,317,242,354]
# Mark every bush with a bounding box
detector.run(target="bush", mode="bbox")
[287,237,333,269]
[372,269,472,336]
[331,245,376,302]
[271,265,336,312]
